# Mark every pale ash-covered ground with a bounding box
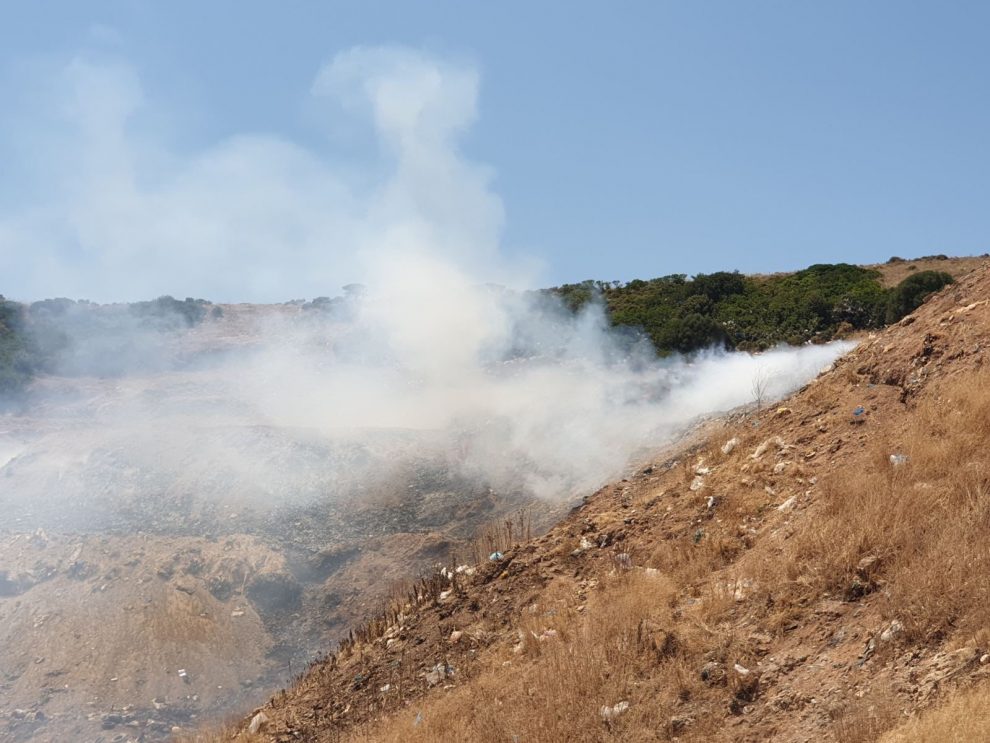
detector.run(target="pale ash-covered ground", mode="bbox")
[0,305,563,742]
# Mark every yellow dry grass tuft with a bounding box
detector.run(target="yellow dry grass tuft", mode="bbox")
[879,682,990,742]
[343,571,732,743]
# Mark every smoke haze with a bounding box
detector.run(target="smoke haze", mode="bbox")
[0,44,855,513]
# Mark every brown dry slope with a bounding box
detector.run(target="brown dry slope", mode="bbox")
[223,260,990,743]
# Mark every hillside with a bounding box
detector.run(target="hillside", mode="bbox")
[220,258,990,742]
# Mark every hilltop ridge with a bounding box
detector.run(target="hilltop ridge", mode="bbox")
[220,258,990,742]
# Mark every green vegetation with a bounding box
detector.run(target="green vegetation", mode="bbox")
[0,296,35,395]
[886,270,955,323]
[550,264,955,355]
[0,295,215,396]
[0,265,959,394]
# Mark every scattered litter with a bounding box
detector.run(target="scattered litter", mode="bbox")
[889,454,909,466]
[449,630,463,643]
[425,663,454,686]
[177,669,188,682]
[380,683,391,693]
[600,701,630,722]
[706,495,717,509]
[721,437,739,455]
[853,406,865,416]
[489,551,503,562]
[733,663,751,676]
[231,610,245,618]
[414,711,424,726]
[571,536,594,556]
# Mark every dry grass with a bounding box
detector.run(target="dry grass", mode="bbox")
[745,367,990,645]
[459,509,533,566]
[343,571,733,743]
[879,682,990,742]
[867,256,986,287]
[209,361,990,742]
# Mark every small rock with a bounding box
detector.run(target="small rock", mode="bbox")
[449,630,463,643]
[721,437,739,455]
[751,436,786,460]
[689,476,705,491]
[247,711,269,735]
[701,661,725,685]
[880,620,904,643]
[777,495,797,512]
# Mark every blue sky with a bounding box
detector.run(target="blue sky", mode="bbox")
[1,1,988,301]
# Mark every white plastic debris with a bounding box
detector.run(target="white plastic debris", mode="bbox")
[889,454,909,466]
[600,701,630,722]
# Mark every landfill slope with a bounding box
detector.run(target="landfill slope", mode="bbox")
[225,260,990,742]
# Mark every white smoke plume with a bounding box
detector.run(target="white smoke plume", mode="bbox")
[0,45,853,520]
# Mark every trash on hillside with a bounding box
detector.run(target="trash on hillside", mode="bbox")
[177,669,189,682]
[414,712,424,726]
[721,437,739,455]
[600,701,630,722]
[489,551,503,561]
[853,406,865,416]
[425,662,454,687]
[890,454,909,466]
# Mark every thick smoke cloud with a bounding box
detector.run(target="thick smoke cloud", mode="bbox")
[0,45,853,518]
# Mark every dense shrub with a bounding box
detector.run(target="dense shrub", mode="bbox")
[550,263,895,355]
[885,270,955,323]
